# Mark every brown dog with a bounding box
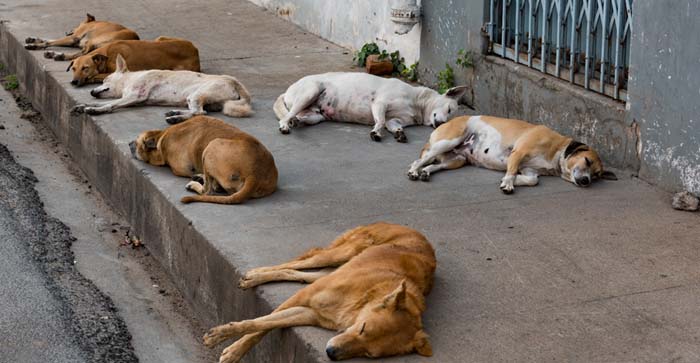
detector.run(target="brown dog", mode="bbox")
[129,116,277,204]
[68,36,200,86]
[203,222,436,362]
[25,13,139,61]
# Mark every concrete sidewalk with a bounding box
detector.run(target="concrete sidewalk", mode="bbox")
[2,1,700,362]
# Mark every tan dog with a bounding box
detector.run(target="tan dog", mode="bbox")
[25,13,139,61]
[67,37,200,86]
[203,222,436,362]
[129,116,277,204]
[408,115,617,193]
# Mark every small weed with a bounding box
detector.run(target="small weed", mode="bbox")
[437,63,455,94]
[3,74,19,90]
[354,42,381,67]
[456,49,475,69]
[400,62,419,82]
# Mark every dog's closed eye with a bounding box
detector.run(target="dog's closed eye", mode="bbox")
[359,322,366,335]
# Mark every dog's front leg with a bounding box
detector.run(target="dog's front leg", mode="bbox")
[514,168,539,187]
[239,268,333,289]
[369,102,388,142]
[500,150,527,194]
[25,35,77,50]
[79,93,146,115]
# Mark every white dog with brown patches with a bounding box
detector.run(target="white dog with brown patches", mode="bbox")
[72,54,252,124]
[408,115,617,193]
[274,72,467,142]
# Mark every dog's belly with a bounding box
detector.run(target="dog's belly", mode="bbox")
[314,84,374,124]
[457,118,509,170]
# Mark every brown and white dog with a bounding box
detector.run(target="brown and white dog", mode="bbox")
[407,115,617,193]
[25,13,139,61]
[130,116,277,204]
[73,54,252,122]
[67,36,200,86]
[204,222,436,362]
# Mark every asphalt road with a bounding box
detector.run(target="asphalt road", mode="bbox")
[0,143,137,362]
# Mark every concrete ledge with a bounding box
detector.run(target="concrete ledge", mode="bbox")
[2,1,700,363]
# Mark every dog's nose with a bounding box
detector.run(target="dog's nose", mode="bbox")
[90,89,99,97]
[326,346,340,361]
[70,79,78,86]
[128,141,136,157]
[576,176,591,187]
[433,120,444,128]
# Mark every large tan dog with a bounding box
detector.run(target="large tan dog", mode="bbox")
[67,37,200,86]
[203,222,436,362]
[408,115,617,193]
[129,116,277,204]
[25,14,139,61]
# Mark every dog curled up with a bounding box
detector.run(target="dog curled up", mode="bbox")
[130,116,277,204]
[73,54,252,123]
[25,13,139,61]
[408,115,617,193]
[204,222,436,362]
[66,36,200,86]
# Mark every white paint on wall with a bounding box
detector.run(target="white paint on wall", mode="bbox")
[247,0,422,64]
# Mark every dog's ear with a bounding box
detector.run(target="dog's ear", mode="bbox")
[413,330,433,357]
[86,13,96,22]
[66,60,74,72]
[144,138,157,150]
[600,170,618,180]
[115,54,129,73]
[444,85,468,100]
[92,54,108,72]
[382,279,407,311]
[564,140,587,158]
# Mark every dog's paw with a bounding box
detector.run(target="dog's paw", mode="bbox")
[394,130,407,143]
[25,37,38,44]
[84,107,103,115]
[52,53,66,61]
[43,50,56,59]
[370,131,382,142]
[407,170,420,181]
[279,126,290,134]
[202,327,231,348]
[191,174,204,184]
[220,341,247,363]
[499,183,514,194]
[419,170,431,182]
[24,43,41,50]
[166,115,187,125]
[238,276,256,290]
[164,110,181,117]
[71,104,87,114]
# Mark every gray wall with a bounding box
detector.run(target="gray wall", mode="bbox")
[627,1,700,194]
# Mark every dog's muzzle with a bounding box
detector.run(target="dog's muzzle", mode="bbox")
[575,176,591,187]
[128,141,137,158]
[433,120,445,128]
[326,346,341,361]
[70,79,79,86]
[90,87,108,97]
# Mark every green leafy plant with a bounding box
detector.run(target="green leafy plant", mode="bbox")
[456,49,475,69]
[437,63,455,94]
[400,62,419,82]
[354,42,381,67]
[0,63,4,71]
[3,74,18,90]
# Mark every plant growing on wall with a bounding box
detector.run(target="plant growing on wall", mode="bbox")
[456,49,474,69]
[354,42,381,67]
[401,62,419,82]
[2,74,18,90]
[437,63,455,94]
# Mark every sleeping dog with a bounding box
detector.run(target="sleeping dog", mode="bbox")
[73,54,252,122]
[25,13,139,61]
[130,116,277,204]
[204,222,436,362]
[408,115,617,193]
[274,72,467,142]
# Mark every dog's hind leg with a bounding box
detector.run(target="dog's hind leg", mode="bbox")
[369,102,388,141]
[165,92,207,124]
[386,118,410,143]
[418,152,467,181]
[278,84,321,134]
[25,35,78,50]
[239,268,333,289]
[407,138,464,180]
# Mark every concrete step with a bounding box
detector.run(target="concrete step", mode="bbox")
[2,1,700,362]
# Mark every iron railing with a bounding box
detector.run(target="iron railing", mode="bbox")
[486,0,632,100]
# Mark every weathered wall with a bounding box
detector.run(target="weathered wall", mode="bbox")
[627,1,700,194]
[247,0,422,63]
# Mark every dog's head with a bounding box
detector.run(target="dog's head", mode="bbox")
[88,54,129,97]
[324,280,432,361]
[426,86,467,128]
[67,53,109,87]
[561,140,617,187]
[130,129,164,165]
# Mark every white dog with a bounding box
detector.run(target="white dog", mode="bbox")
[73,54,252,123]
[274,72,467,142]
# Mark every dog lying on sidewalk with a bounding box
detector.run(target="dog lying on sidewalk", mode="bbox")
[130,116,277,204]
[274,72,467,142]
[25,13,139,61]
[407,115,618,193]
[204,222,436,362]
[73,54,252,122]
[67,37,200,86]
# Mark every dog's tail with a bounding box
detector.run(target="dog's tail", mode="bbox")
[222,76,253,118]
[273,93,288,121]
[180,177,256,205]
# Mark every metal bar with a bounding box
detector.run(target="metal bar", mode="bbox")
[569,0,578,83]
[555,0,562,77]
[584,0,593,89]
[489,0,496,40]
[599,0,608,94]
[613,0,623,99]
[541,0,548,72]
[502,0,508,57]
[528,0,535,67]
[515,0,521,63]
